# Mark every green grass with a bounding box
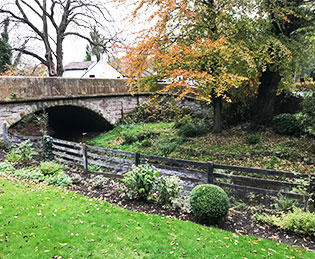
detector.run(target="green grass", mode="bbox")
[0,178,312,258]
[86,123,315,174]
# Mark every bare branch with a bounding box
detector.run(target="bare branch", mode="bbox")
[13,48,48,66]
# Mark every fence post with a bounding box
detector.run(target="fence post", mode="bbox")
[309,174,315,212]
[3,122,8,144]
[207,162,214,184]
[82,144,88,173]
[135,153,140,166]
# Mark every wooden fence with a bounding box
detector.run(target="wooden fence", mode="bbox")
[5,130,313,202]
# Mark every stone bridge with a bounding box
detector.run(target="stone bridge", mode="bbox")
[0,77,209,137]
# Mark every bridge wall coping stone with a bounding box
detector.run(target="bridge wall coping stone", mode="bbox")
[0,77,129,101]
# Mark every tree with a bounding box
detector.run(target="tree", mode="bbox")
[0,0,116,76]
[0,18,12,73]
[254,0,315,123]
[115,0,257,132]
[84,26,109,62]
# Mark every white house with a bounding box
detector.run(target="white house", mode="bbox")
[63,56,123,79]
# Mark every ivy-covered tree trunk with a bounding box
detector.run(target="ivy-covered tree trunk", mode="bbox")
[213,96,222,133]
[257,68,281,124]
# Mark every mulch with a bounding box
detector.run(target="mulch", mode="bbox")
[66,170,315,251]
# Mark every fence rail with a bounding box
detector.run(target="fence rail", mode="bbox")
[3,127,313,201]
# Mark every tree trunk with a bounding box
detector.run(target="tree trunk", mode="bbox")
[213,96,222,133]
[257,68,281,124]
[56,34,64,77]
[42,0,56,77]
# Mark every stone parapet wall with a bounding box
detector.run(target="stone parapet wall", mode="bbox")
[0,77,129,101]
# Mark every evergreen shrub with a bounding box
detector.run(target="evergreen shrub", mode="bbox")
[189,184,230,220]
[272,113,302,136]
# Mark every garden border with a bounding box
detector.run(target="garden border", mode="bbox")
[3,123,314,203]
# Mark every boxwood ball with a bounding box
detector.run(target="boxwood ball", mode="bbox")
[189,184,230,219]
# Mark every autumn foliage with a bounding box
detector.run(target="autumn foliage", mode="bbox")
[112,0,258,132]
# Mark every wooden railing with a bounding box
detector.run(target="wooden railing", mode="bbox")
[5,132,313,202]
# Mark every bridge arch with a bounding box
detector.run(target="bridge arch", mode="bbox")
[8,102,114,140]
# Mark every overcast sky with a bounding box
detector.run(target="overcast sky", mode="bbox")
[3,1,150,67]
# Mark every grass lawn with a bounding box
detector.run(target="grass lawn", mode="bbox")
[0,178,313,258]
[86,123,315,174]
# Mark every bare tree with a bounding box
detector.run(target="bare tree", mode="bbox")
[0,0,117,76]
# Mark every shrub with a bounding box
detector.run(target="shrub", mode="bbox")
[42,135,54,161]
[189,184,230,220]
[296,93,315,136]
[274,194,298,212]
[172,195,191,213]
[122,164,159,200]
[158,176,182,208]
[40,161,64,176]
[71,173,83,184]
[122,102,194,124]
[90,175,107,189]
[272,113,302,136]
[121,131,138,144]
[154,136,183,156]
[253,209,315,235]
[178,121,208,138]
[0,162,14,175]
[44,172,72,187]
[5,149,21,164]
[174,114,193,129]
[13,167,45,181]
[16,140,38,163]
[244,134,260,145]
[280,209,315,235]
[121,129,158,145]
[6,140,38,164]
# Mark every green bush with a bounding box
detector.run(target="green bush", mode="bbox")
[39,161,64,176]
[296,93,315,136]
[174,114,193,129]
[5,140,38,164]
[0,162,14,174]
[122,164,159,200]
[158,176,182,208]
[42,135,54,161]
[5,149,20,164]
[44,172,72,187]
[272,113,302,136]
[274,194,298,212]
[123,102,193,124]
[178,122,208,138]
[121,131,138,144]
[189,184,230,220]
[253,209,315,235]
[90,175,107,189]
[154,136,183,156]
[13,167,45,181]
[121,129,158,145]
[244,134,260,145]
[71,173,83,184]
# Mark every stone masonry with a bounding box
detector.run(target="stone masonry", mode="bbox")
[0,77,211,137]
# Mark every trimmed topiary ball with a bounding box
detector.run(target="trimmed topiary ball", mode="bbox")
[189,184,230,220]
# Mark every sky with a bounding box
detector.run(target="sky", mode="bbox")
[2,0,150,67]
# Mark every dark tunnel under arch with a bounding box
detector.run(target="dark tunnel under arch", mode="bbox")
[11,105,113,141]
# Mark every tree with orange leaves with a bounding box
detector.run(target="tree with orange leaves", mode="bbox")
[114,0,257,132]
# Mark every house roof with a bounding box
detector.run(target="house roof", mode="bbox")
[64,61,94,71]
